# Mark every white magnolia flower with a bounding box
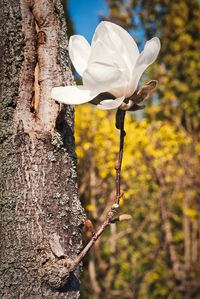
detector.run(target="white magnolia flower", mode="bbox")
[51,21,160,110]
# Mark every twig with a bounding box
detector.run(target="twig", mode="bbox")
[70,109,126,272]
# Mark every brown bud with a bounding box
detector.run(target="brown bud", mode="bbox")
[84,219,95,235]
[118,214,132,222]
[111,214,132,223]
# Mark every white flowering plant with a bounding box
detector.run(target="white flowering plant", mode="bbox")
[51,21,160,111]
[50,21,161,281]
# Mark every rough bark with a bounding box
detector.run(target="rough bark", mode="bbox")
[0,0,84,298]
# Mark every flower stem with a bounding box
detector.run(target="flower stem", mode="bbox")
[69,109,126,273]
[115,109,126,205]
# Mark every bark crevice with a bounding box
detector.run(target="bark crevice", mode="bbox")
[0,1,84,298]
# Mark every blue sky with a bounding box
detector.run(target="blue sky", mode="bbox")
[68,0,145,49]
[68,0,108,42]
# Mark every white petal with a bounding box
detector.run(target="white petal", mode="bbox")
[83,39,129,96]
[83,60,125,95]
[51,86,98,105]
[88,39,116,67]
[69,35,91,76]
[128,37,161,96]
[137,37,161,65]
[97,96,125,110]
[92,21,139,72]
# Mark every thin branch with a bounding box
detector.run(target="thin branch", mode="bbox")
[70,109,126,272]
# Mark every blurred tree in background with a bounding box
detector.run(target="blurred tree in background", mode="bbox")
[105,0,200,135]
[67,0,200,298]
[76,110,200,299]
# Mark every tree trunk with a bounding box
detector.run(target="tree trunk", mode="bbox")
[0,0,84,298]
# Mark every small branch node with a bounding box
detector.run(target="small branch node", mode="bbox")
[112,203,119,209]
[39,256,74,289]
